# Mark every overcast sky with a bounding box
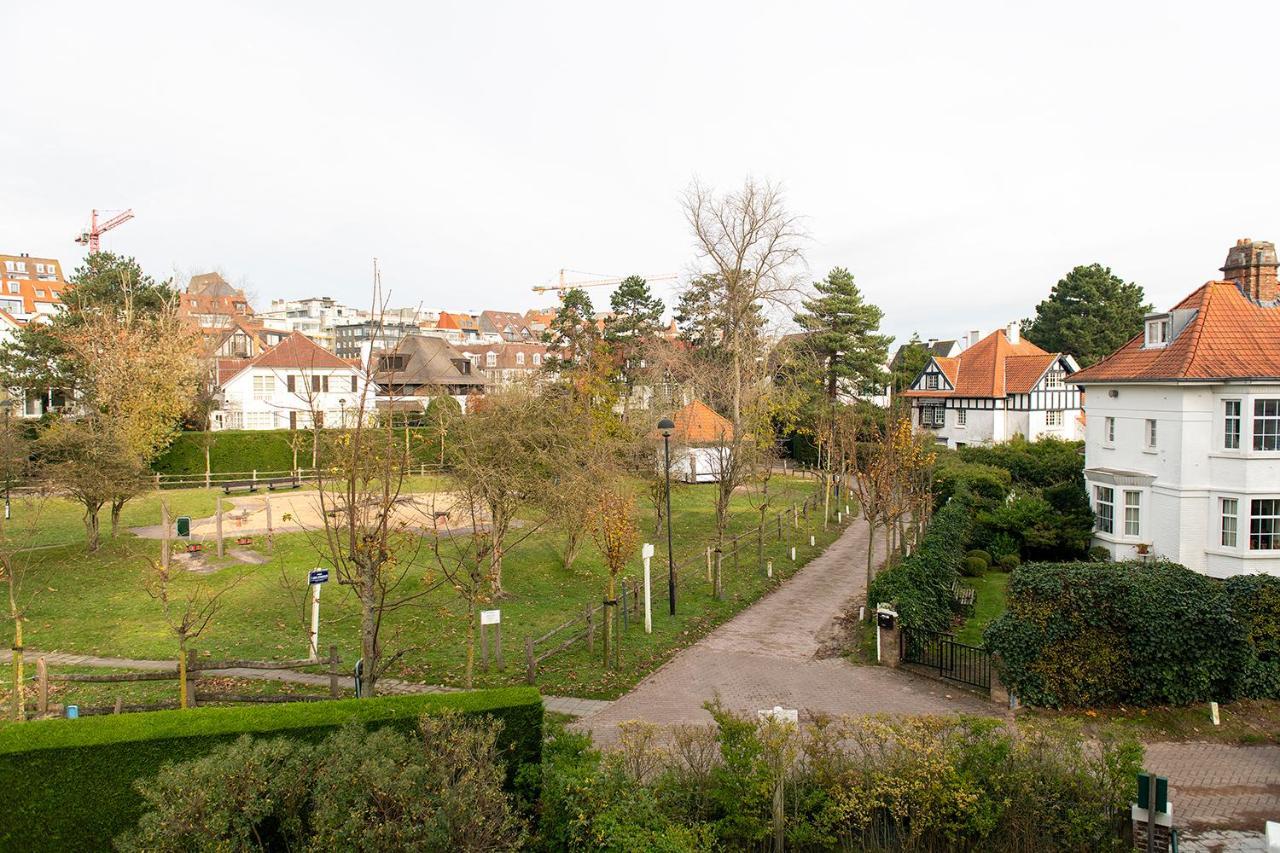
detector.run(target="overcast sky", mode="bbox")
[5,1,1279,344]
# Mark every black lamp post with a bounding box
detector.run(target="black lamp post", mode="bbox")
[658,417,676,615]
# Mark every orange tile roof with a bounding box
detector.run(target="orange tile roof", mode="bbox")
[1072,280,1280,383]
[221,332,354,385]
[664,400,734,444]
[435,312,463,330]
[901,329,1052,399]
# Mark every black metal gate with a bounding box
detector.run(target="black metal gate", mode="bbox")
[901,628,990,691]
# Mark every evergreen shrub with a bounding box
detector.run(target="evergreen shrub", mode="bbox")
[867,494,971,632]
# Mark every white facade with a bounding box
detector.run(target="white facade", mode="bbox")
[1083,382,1280,578]
[213,364,376,431]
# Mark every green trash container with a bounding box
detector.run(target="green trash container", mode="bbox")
[176,516,191,538]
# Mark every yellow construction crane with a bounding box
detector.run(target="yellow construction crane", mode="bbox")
[532,269,678,295]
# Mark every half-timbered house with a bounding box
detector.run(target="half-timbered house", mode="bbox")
[900,324,1082,448]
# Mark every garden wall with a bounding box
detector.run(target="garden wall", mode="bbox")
[985,561,1280,707]
[0,687,542,850]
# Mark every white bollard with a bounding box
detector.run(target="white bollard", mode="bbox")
[809,535,815,547]
[790,547,796,561]
[642,543,654,634]
[1210,701,1220,726]
[766,559,773,578]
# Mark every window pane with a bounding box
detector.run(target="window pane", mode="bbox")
[1225,400,1241,449]
[1254,400,1280,451]
[1250,498,1280,550]
[1124,491,1141,536]
[1222,498,1238,547]
[1095,486,1114,534]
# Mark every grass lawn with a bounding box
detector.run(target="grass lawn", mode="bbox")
[1032,699,1280,745]
[2,473,847,709]
[954,571,1009,646]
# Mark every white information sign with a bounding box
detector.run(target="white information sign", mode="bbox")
[480,609,501,625]
[642,543,655,560]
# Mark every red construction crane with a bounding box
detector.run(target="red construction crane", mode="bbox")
[75,208,134,254]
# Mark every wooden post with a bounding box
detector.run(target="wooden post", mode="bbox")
[36,657,47,716]
[204,443,212,489]
[777,514,782,540]
[621,583,629,630]
[161,499,171,570]
[264,495,274,553]
[733,541,739,573]
[185,649,198,708]
[215,496,224,558]
[154,472,161,490]
[113,696,123,715]
[480,619,489,672]
[328,645,340,698]
[792,503,798,529]
[714,549,723,600]
[252,468,257,484]
[706,546,712,582]
[586,605,594,654]
[495,621,503,670]
[525,636,536,685]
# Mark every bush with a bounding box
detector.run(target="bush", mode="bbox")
[985,561,1249,707]
[958,436,1084,489]
[966,549,992,566]
[0,688,542,850]
[933,454,1011,509]
[974,489,1090,562]
[119,713,525,852]
[867,494,972,631]
[961,556,988,577]
[1223,574,1280,698]
[1088,545,1111,563]
[537,709,1142,852]
[997,553,1020,571]
[151,427,448,477]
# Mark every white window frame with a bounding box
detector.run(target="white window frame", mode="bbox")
[252,375,274,400]
[1221,497,1239,548]
[1145,317,1171,347]
[1224,399,1242,450]
[516,351,525,366]
[1045,410,1063,428]
[533,353,542,366]
[1104,416,1116,445]
[1249,498,1280,551]
[1123,490,1141,537]
[1043,369,1065,390]
[925,372,939,390]
[486,352,497,368]
[1094,486,1115,534]
[956,409,966,427]
[1253,399,1280,451]
[1145,418,1157,449]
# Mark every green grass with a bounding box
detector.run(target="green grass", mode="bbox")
[9,489,220,549]
[4,474,844,706]
[955,571,1009,646]
[1032,699,1280,745]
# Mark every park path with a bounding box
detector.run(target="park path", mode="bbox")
[577,515,995,741]
[0,649,608,718]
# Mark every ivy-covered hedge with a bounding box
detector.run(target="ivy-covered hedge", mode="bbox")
[0,687,542,850]
[933,455,1011,509]
[956,436,1084,489]
[985,562,1280,708]
[867,494,972,632]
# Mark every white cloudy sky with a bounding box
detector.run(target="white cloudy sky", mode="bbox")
[4,1,1279,344]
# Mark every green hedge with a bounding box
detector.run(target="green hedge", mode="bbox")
[867,493,972,632]
[933,454,1011,509]
[956,436,1084,489]
[0,687,542,850]
[152,428,448,476]
[984,562,1264,708]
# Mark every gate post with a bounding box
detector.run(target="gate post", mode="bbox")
[875,606,902,667]
[989,653,1012,708]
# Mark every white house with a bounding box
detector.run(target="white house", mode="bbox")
[900,325,1082,449]
[1073,238,1280,578]
[212,332,376,430]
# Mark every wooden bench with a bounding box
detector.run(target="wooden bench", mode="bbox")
[952,580,976,615]
[221,480,258,494]
[265,477,301,492]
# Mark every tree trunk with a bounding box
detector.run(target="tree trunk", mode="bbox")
[83,506,101,552]
[110,498,125,538]
[489,504,506,595]
[360,570,380,697]
[177,636,188,709]
[560,526,585,571]
[10,616,23,721]
[464,602,476,688]
[866,523,877,590]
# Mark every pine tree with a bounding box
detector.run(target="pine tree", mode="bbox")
[890,332,931,392]
[604,276,664,388]
[1022,264,1151,367]
[794,267,891,399]
[542,287,598,370]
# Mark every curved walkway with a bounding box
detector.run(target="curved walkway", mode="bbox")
[577,517,995,741]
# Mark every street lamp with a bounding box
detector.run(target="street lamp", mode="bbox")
[658,417,676,615]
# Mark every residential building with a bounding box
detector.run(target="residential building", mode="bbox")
[211,332,374,431]
[472,341,549,388]
[179,272,255,331]
[660,400,735,483]
[211,318,291,359]
[479,310,535,342]
[0,253,68,322]
[372,335,485,411]
[333,319,421,359]
[900,324,1082,449]
[259,297,370,351]
[1073,237,1280,578]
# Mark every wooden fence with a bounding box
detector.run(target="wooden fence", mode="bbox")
[153,463,446,491]
[523,489,847,684]
[27,647,344,718]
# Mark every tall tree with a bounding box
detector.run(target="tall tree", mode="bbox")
[794,267,891,400]
[682,178,806,429]
[1022,264,1152,367]
[543,287,598,372]
[890,333,931,392]
[605,275,664,391]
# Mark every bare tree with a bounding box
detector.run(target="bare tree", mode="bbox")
[590,488,639,669]
[143,557,242,709]
[682,177,806,428]
[0,419,44,720]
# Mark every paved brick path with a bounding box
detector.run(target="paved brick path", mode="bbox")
[1144,742,1280,833]
[578,517,997,742]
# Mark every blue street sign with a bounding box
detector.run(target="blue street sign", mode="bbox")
[308,569,330,585]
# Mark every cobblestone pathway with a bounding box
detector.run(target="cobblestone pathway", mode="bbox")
[578,517,996,741]
[1144,742,1280,835]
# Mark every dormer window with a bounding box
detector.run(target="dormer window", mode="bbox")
[925,373,939,390]
[1044,369,1065,390]
[1145,316,1172,348]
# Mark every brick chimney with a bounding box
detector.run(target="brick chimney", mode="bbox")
[1222,238,1279,303]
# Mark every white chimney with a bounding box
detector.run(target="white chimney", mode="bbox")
[968,329,981,348]
[1006,322,1020,344]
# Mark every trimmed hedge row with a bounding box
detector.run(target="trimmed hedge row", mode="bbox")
[867,493,972,632]
[0,687,542,850]
[985,562,1280,708]
[151,427,449,476]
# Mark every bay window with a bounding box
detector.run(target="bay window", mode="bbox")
[1123,490,1141,536]
[1250,499,1280,550]
[1221,498,1238,548]
[1224,400,1241,449]
[1094,486,1115,534]
[1253,400,1280,450]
